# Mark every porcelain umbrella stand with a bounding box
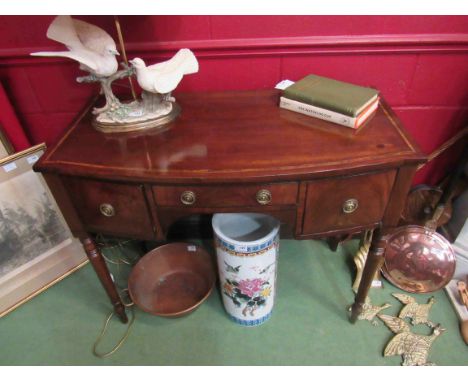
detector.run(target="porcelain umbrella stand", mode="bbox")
[212,213,280,326]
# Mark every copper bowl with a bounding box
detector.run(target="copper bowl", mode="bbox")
[128,243,216,317]
[382,225,456,293]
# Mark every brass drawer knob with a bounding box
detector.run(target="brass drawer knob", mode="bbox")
[256,189,272,205]
[181,190,196,205]
[343,198,359,214]
[99,203,115,217]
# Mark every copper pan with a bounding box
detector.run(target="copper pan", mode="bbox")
[128,243,216,317]
[385,147,467,293]
[382,225,456,293]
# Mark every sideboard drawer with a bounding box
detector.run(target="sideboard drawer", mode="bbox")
[153,182,298,208]
[302,170,396,234]
[62,178,155,239]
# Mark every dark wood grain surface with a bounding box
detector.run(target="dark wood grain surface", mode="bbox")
[36,90,425,183]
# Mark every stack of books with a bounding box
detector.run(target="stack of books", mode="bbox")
[279,74,380,129]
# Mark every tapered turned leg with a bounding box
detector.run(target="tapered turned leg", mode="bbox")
[350,229,387,323]
[82,237,128,323]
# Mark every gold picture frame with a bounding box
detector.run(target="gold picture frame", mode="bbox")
[0,144,88,317]
[0,122,15,160]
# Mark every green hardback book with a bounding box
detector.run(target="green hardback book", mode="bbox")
[283,74,379,117]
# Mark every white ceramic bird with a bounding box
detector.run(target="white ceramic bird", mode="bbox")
[31,15,119,78]
[129,49,199,96]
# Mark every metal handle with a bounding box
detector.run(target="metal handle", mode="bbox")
[100,203,115,217]
[256,189,272,205]
[343,198,358,214]
[425,204,445,231]
[180,190,196,205]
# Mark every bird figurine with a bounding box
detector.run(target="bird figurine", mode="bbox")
[31,15,120,78]
[347,296,391,326]
[392,293,436,327]
[31,16,129,117]
[129,49,199,102]
[378,314,445,366]
[30,17,200,130]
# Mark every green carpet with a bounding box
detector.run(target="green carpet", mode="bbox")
[0,239,466,365]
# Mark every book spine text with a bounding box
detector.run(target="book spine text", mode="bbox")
[279,97,356,128]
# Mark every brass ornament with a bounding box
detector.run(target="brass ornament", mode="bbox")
[348,296,391,326]
[352,229,382,293]
[392,293,436,328]
[378,314,445,366]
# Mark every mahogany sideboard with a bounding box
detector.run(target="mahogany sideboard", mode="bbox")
[34,90,426,324]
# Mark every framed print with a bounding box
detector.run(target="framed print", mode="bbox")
[0,122,15,160]
[0,144,88,317]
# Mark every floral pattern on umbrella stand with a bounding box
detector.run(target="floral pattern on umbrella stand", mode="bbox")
[223,277,271,317]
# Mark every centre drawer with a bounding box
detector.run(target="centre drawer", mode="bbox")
[153,182,298,208]
[62,177,155,240]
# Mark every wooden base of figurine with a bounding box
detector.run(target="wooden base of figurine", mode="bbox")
[92,102,181,134]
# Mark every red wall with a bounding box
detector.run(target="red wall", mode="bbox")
[1,15,467,184]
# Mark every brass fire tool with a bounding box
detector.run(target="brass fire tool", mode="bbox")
[352,229,382,293]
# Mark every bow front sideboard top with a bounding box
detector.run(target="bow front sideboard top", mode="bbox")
[34,90,426,323]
